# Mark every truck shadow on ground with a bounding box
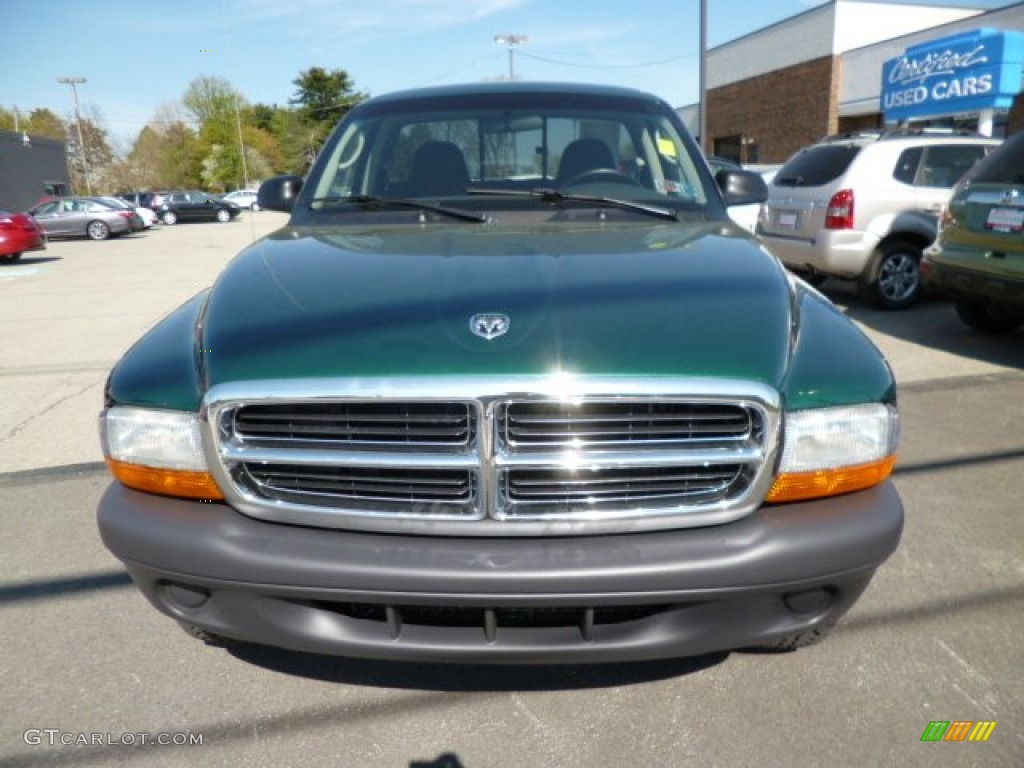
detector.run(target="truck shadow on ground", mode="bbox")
[227,644,729,691]
[818,279,1024,372]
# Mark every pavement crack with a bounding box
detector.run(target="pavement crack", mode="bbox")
[3,379,102,442]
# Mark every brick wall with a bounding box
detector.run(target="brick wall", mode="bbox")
[1008,95,1024,136]
[838,114,883,134]
[707,56,838,164]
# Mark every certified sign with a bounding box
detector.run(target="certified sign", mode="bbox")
[881,29,1024,122]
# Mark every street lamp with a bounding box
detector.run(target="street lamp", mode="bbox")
[57,76,91,195]
[699,0,708,154]
[494,34,528,81]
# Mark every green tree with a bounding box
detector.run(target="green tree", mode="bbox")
[289,67,366,163]
[183,76,259,190]
[160,120,203,189]
[248,103,277,133]
[290,67,364,124]
[182,76,238,125]
[24,109,66,141]
[0,106,17,131]
[107,125,164,191]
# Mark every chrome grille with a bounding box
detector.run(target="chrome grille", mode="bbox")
[500,401,755,449]
[503,464,745,515]
[240,464,477,517]
[233,402,473,449]
[206,378,780,535]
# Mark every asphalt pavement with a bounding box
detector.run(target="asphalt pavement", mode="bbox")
[1,217,1022,767]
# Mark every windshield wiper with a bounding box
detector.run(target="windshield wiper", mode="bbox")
[774,175,804,186]
[467,187,678,222]
[309,195,489,223]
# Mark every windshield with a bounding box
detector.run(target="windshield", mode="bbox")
[307,93,710,214]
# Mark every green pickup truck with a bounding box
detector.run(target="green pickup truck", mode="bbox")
[97,82,903,664]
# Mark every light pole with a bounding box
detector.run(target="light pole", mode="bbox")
[699,0,707,155]
[494,34,528,81]
[57,76,91,195]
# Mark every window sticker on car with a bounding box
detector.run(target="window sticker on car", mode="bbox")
[985,207,1024,232]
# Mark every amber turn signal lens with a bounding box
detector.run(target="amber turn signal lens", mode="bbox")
[106,459,224,501]
[765,455,896,503]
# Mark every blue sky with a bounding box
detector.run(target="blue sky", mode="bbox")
[0,0,1014,149]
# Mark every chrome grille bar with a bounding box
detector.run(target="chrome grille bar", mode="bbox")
[233,402,474,448]
[241,464,478,517]
[203,377,781,535]
[500,401,754,449]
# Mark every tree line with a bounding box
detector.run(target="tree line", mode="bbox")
[0,67,365,195]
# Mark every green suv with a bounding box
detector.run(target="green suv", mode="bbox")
[923,130,1024,333]
[96,83,903,664]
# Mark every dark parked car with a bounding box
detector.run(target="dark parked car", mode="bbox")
[154,190,240,225]
[923,129,1024,333]
[117,191,156,210]
[0,209,46,261]
[98,82,903,664]
[26,197,136,241]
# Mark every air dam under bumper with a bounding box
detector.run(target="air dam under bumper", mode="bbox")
[98,482,903,663]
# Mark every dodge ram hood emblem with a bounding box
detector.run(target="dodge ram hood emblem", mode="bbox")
[469,313,510,340]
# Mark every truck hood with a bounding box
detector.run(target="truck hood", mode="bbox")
[200,222,795,388]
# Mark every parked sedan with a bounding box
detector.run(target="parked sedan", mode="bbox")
[222,189,261,211]
[96,196,156,229]
[26,197,136,241]
[0,210,47,261]
[155,191,241,225]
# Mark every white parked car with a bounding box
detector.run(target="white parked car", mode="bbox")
[222,189,260,211]
[97,196,158,229]
[758,131,998,309]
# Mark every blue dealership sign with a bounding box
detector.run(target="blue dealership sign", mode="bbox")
[882,28,1023,121]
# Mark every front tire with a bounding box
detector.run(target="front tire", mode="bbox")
[216,208,231,223]
[162,210,178,225]
[955,299,1024,334]
[250,202,260,212]
[859,240,922,310]
[87,221,110,241]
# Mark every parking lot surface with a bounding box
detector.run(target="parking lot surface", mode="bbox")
[2,218,1022,767]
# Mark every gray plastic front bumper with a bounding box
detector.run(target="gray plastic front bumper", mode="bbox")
[97,481,903,663]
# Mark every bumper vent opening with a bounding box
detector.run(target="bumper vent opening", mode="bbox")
[312,601,672,640]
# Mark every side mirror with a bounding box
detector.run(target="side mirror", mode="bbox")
[716,170,768,207]
[258,175,304,213]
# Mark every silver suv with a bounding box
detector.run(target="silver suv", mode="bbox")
[758,131,998,309]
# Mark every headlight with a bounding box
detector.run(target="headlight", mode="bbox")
[100,406,223,500]
[766,403,898,503]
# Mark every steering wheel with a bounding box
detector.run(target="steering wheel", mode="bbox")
[561,168,639,187]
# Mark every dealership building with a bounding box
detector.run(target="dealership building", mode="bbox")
[679,0,1024,164]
